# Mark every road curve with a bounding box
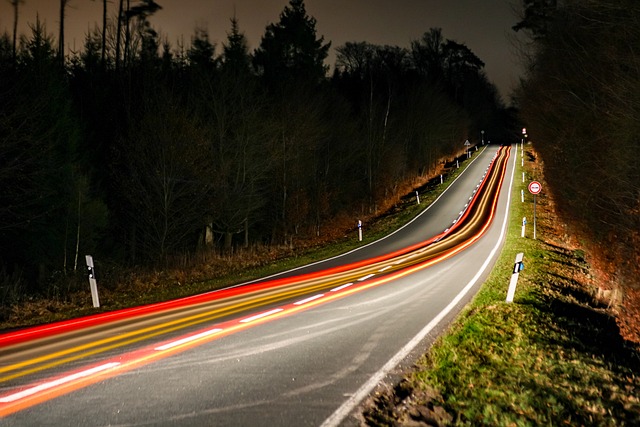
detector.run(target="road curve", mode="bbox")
[0,144,515,426]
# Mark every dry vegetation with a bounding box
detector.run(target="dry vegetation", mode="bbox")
[0,154,456,331]
[516,0,640,339]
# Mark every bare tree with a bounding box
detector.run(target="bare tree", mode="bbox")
[115,0,123,69]
[9,0,23,63]
[58,0,69,61]
[91,0,108,68]
[516,0,640,287]
[116,93,210,263]
[101,0,106,67]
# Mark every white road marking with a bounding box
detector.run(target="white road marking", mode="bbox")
[239,308,284,323]
[0,362,121,403]
[155,328,223,351]
[330,283,353,292]
[294,294,324,305]
[357,274,375,282]
[237,147,491,287]
[321,147,516,427]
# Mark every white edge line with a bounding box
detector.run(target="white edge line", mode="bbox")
[239,308,284,323]
[294,294,324,306]
[234,147,492,287]
[0,362,121,403]
[320,146,516,427]
[155,328,223,351]
[330,283,353,292]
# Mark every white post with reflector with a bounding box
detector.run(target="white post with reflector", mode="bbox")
[357,220,363,242]
[85,255,100,308]
[521,217,526,238]
[506,252,524,303]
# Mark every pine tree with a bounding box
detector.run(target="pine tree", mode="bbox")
[253,0,330,87]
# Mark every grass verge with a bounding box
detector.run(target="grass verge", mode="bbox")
[0,149,475,330]
[362,146,640,426]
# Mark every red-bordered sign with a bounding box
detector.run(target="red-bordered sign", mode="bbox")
[528,181,542,195]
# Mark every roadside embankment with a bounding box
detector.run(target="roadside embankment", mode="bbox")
[361,145,640,426]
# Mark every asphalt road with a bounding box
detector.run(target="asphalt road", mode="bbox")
[258,144,504,278]
[0,144,516,426]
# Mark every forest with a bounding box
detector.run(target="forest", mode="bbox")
[515,0,640,294]
[0,0,511,304]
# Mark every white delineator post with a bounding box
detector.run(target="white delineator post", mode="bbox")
[506,252,524,303]
[357,220,363,242]
[85,255,100,308]
[521,217,526,238]
[415,190,420,205]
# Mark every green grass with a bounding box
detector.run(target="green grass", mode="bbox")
[190,155,472,289]
[0,150,478,329]
[364,147,640,426]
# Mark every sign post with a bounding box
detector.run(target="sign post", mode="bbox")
[528,181,542,239]
[464,139,471,158]
[506,252,525,303]
[85,255,100,308]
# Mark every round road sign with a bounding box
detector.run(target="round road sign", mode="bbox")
[528,181,542,195]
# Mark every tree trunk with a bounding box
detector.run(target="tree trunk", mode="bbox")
[58,0,68,61]
[11,0,19,63]
[243,219,249,248]
[101,0,107,69]
[116,0,123,70]
[123,0,131,68]
[224,231,232,251]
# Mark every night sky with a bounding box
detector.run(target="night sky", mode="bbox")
[0,0,524,99]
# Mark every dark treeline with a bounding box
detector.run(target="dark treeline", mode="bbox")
[515,0,640,288]
[1,0,510,299]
